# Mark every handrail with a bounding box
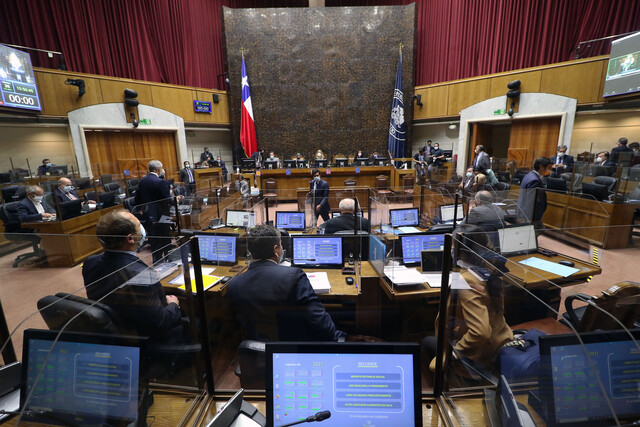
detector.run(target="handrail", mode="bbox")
[573,31,638,59]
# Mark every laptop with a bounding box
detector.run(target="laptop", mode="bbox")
[389,207,420,228]
[225,210,256,228]
[266,342,422,427]
[497,224,538,256]
[20,329,146,426]
[276,211,306,231]
[538,329,640,427]
[439,204,464,225]
[196,233,238,265]
[291,236,343,268]
[400,233,445,266]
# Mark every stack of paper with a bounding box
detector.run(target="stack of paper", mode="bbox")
[383,265,425,286]
[306,272,331,294]
[398,226,421,234]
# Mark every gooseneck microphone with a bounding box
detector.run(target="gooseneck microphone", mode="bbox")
[277,410,331,427]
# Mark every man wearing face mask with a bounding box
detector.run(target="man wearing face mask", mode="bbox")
[55,177,82,202]
[135,160,173,262]
[459,167,476,194]
[428,143,445,179]
[472,145,491,171]
[83,210,185,343]
[18,185,56,223]
[550,145,574,177]
[594,151,616,176]
[517,157,552,229]
[37,158,53,176]
[200,147,214,164]
[268,151,280,169]
[309,168,330,224]
[179,161,196,195]
[226,224,345,342]
[216,156,228,181]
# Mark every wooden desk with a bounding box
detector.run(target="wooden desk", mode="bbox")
[296,186,371,211]
[194,168,223,192]
[180,192,243,230]
[21,205,121,267]
[503,252,600,289]
[543,191,640,249]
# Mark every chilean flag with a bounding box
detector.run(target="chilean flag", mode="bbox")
[240,54,257,158]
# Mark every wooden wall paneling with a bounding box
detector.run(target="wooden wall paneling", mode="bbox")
[85,131,138,176]
[99,80,153,105]
[508,118,561,168]
[539,59,608,104]
[471,123,493,159]
[194,90,230,124]
[35,72,103,116]
[413,85,449,119]
[447,79,491,116]
[488,71,542,99]
[133,132,179,179]
[149,86,196,122]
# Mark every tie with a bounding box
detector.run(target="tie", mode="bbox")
[187,168,193,182]
[67,192,76,200]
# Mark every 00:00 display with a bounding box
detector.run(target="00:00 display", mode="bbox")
[7,93,36,105]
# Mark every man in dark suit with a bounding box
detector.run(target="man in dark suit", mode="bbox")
[83,210,184,342]
[550,145,574,177]
[464,191,506,248]
[17,185,56,223]
[135,160,172,262]
[179,161,196,195]
[54,177,82,203]
[472,145,491,171]
[37,158,52,176]
[250,148,265,168]
[309,168,330,224]
[216,156,228,181]
[226,224,345,342]
[200,147,214,164]
[517,157,551,228]
[611,137,633,165]
[322,198,370,234]
[428,142,445,179]
[414,147,427,181]
[597,151,616,176]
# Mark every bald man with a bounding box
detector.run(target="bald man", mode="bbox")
[55,177,82,202]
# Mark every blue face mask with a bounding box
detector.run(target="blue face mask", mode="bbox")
[46,163,52,167]
[313,176,321,182]
[466,172,473,177]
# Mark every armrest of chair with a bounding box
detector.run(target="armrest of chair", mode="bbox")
[564,293,594,327]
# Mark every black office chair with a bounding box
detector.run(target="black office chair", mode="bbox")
[100,174,113,185]
[104,182,122,193]
[0,172,11,184]
[84,190,98,201]
[126,179,139,196]
[560,172,583,192]
[44,192,56,209]
[594,175,618,194]
[0,202,44,267]
[234,340,266,390]
[1,185,26,203]
[73,177,92,189]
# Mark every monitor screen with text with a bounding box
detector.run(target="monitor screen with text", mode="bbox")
[292,236,342,267]
[276,211,306,231]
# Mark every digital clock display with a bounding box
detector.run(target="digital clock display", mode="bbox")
[0,44,41,112]
[193,100,212,114]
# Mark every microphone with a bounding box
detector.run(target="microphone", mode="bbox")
[278,411,331,427]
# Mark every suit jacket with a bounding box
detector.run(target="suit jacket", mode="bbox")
[465,203,506,248]
[226,260,344,341]
[134,172,171,221]
[323,213,371,234]
[17,197,55,223]
[54,186,81,203]
[82,251,182,339]
[200,151,214,163]
[310,178,330,217]
[601,160,616,176]
[472,151,491,170]
[611,145,633,164]
[517,170,546,221]
[218,160,228,175]
[550,154,574,176]
[37,165,51,176]
[179,167,196,183]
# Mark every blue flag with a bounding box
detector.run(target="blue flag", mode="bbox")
[388,49,406,167]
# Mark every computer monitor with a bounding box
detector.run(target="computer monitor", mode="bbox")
[266,342,422,427]
[335,158,348,167]
[439,204,464,224]
[195,233,237,265]
[296,160,307,169]
[49,165,68,175]
[264,160,278,169]
[389,207,420,227]
[283,159,296,169]
[225,210,256,228]
[208,160,220,168]
[291,235,343,268]
[276,211,306,231]
[373,157,387,166]
[355,157,369,166]
[539,329,640,427]
[21,329,144,427]
[581,182,609,201]
[546,177,568,192]
[314,159,328,168]
[442,149,453,160]
[242,158,255,171]
[497,224,537,256]
[59,198,83,220]
[400,233,445,265]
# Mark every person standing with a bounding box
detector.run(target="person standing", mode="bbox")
[517,157,551,228]
[428,142,445,179]
[216,156,228,181]
[200,147,214,164]
[611,137,633,165]
[472,145,490,170]
[414,147,427,181]
[310,168,330,224]
[179,161,196,195]
[135,160,172,263]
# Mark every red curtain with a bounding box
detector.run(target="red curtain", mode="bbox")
[1,0,639,88]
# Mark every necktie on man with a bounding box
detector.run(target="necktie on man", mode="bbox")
[187,168,194,183]
[67,192,76,200]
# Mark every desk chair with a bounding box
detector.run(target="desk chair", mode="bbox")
[100,174,113,185]
[560,172,583,192]
[126,178,139,196]
[0,172,11,184]
[0,202,44,267]
[375,175,392,199]
[594,175,618,194]
[37,292,201,384]
[104,182,122,193]
[44,192,56,209]
[73,177,92,189]
[1,185,26,203]
[264,178,278,207]
[561,282,640,332]
[401,175,415,202]
[234,340,266,390]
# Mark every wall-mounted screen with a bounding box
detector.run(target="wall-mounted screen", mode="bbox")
[0,44,41,112]
[603,31,640,98]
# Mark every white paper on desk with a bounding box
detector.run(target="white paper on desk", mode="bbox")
[306,272,331,294]
[450,272,471,290]
[168,266,216,285]
[420,272,457,288]
[518,257,579,277]
[398,226,421,234]
[384,266,425,286]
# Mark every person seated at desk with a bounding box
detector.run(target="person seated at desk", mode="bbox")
[459,167,475,194]
[550,145,574,177]
[322,198,370,234]
[464,191,506,248]
[18,185,56,222]
[83,210,185,343]
[369,150,381,164]
[226,224,346,342]
[55,177,83,203]
[425,225,513,374]
[266,151,281,168]
[471,173,493,193]
[37,158,53,176]
[595,151,616,176]
[355,150,366,160]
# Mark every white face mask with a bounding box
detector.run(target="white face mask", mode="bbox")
[557,152,565,157]
[486,169,492,174]
[32,195,43,203]
[596,156,603,163]
[270,155,274,160]
[63,185,73,192]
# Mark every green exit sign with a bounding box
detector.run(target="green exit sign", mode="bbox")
[493,109,505,115]
[139,118,151,125]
